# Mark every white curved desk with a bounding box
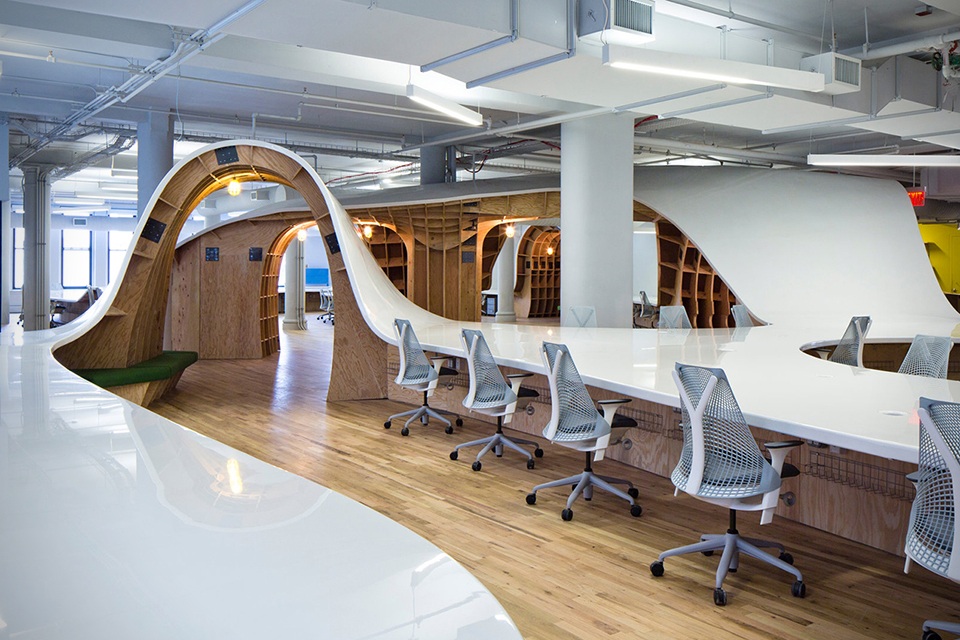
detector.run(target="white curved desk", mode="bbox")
[332,166,960,465]
[0,141,522,640]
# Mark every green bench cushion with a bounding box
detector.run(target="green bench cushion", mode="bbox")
[73,351,198,388]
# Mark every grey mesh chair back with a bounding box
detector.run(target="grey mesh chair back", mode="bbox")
[461,329,516,411]
[394,319,437,386]
[659,305,692,329]
[898,335,953,379]
[730,304,752,328]
[671,363,780,500]
[565,306,597,328]
[540,342,607,443]
[909,398,960,582]
[828,315,871,367]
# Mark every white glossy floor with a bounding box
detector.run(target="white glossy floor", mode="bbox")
[0,323,521,639]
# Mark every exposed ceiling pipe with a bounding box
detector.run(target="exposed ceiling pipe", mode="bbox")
[661,0,821,43]
[420,0,519,72]
[8,0,267,168]
[634,135,806,166]
[465,0,576,89]
[850,30,960,61]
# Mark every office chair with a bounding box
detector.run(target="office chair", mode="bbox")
[565,306,597,328]
[450,329,543,471]
[384,319,462,437]
[633,291,657,328]
[898,335,952,379]
[650,363,805,606]
[658,305,692,329]
[907,397,960,640]
[524,342,642,521]
[730,304,752,328]
[828,315,871,367]
[317,287,334,324]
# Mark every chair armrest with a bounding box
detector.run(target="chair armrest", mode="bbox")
[763,440,803,476]
[597,398,631,422]
[906,470,921,487]
[506,372,533,393]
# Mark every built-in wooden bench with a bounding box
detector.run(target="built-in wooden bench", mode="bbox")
[72,350,198,407]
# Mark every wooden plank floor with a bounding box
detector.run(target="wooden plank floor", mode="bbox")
[151,320,960,639]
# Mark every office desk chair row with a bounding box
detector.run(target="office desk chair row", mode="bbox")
[383,318,959,618]
[384,319,642,521]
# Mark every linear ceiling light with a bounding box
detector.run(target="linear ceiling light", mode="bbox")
[602,44,825,93]
[807,154,960,167]
[406,84,483,127]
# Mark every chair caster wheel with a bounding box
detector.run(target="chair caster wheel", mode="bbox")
[401,427,410,437]
[791,581,806,598]
[561,508,573,522]
[534,448,544,458]
[420,415,428,425]
[455,418,463,427]
[650,561,664,577]
[779,551,794,565]
[628,487,640,499]
[713,588,727,606]
[445,425,454,434]
[701,550,714,557]
[526,459,535,470]
[630,504,642,517]
[525,493,537,505]
[922,630,943,640]
[471,461,482,472]
[449,451,458,461]
[384,421,391,429]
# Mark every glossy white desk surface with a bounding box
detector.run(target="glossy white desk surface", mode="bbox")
[0,329,520,639]
[0,141,521,640]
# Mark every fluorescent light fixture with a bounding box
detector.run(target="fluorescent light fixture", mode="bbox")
[602,44,825,93]
[406,83,483,127]
[807,153,960,167]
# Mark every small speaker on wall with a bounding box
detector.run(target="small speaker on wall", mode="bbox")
[324,232,340,255]
[249,247,263,262]
[141,218,167,243]
[205,247,220,261]
[215,146,239,165]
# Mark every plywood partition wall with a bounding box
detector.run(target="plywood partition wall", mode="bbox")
[347,191,560,321]
[169,214,314,359]
[633,201,740,328]
[54,143,386,401]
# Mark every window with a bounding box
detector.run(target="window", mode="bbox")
[108,231,134,284]
[61,229,92,288]
[13,228,24,290]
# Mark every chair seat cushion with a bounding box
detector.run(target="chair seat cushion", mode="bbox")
[517,386,539,399]
[780,462,800,479]
[611,412,637,429]
[438,366,458,377]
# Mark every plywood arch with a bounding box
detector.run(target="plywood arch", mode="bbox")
[55,142,386,401]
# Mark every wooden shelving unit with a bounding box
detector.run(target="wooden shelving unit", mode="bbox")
[656,219,737,328]
[362,226,408,295]
[260,244,283,357]
[515,227,560,319]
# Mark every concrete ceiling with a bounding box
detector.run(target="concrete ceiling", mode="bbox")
[5,0,960,218]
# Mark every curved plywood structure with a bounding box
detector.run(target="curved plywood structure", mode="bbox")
[53,141,386,401]
[0,140,523,638]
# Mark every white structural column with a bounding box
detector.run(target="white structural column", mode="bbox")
[560,113,634,328]
[283,235,306,329]
[0,113,10,326]
[137,112,174,218]
[420,145,447,185]
[21,166,51,331]
[495,233,517,322]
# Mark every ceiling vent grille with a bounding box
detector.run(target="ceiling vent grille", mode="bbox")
[800,52,861,95]
[71,217,88,226]
[579,0,655,46]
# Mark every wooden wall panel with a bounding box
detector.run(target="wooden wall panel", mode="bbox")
[170,241,201,353]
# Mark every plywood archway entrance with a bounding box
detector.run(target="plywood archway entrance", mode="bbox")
[55,142,386,401]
